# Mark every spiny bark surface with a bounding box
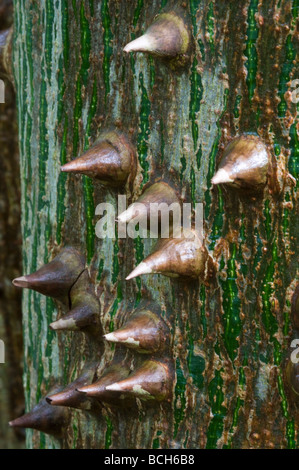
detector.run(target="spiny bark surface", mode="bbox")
[13,0,298,449]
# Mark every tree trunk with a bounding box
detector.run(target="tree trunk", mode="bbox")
[13,0,298,449]
[0,0,24,450]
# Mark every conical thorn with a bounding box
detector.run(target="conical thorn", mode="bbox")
[9,393,69,437]
[123,11,192,66]
[61,130,136,187]
[212,135,269,189]
[104,308,169,354]
[104,360,173,402]
[126,230,207,281]
[46,367,97,410]
[12,247,85,305]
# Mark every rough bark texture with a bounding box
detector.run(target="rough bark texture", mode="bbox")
[0,0,24,450]
[13,0,298,449]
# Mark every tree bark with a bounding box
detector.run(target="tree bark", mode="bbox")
[13,0,298,449]
[0,0,24,450]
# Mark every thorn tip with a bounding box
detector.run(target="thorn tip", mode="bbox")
[211,168,233,185]
[106,383,122,392]
[12,276,29,288]
[123,35,151,54]
[126,262,153,280]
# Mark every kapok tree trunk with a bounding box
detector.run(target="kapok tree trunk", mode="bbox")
[13,0,298,449]
[0,0,24,450]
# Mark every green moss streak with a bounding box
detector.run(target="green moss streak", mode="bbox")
[292,0,299,17]
[57,0,70,130]
[134,236,143,304]
[223,398,243,449]
[133,0,143,27]
[278,34,296,118]
[82,176,95,263]
[26,293,33,360]
[36,351,44,402]
[289,124,299,179]
[72,422,78,448]
[73,80,82,162]
[109,289,122,333]
[180,153,186,182]
[63,347,69,383]
[138,73,150,184]
[286,418,296,449]
[105,417,113,449]
[39,433,46,449]
[153,431,162,449]
[277,372,295,448]
[45,297,55,374]
[190,167,196,207]
[224,368,245,448]
[72,0,78,20]
[56,118,68,244]
[244,0,259,102]
[160,117,165,163]
[45,0,54,80]
[207,3,215,56]
[206,369,227,448]
[89,0,94,17]
[24,120,32,240]
[189,58,203,152]
[112,234,119,284]
[80,3,91,86]
[261,243,278,337]
[174,358,187,438]
[101,0,113,102]
[26,11,34,105]
[196,145,202,170]
[72,3,95,262]
[62,0,70,68]
[17,1,34,257]
[84,81,98,262]
[190,0,201,35]
[98,258,104,279]
[220,244,242,361]
[38,78,48,212]
[233,95,242,119]
[188,338,205,389]
[205,89,228,220]
[209,186,223,250]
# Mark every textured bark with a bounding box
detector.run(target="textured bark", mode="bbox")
[0,0,24,450]
[13,0,298,449]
